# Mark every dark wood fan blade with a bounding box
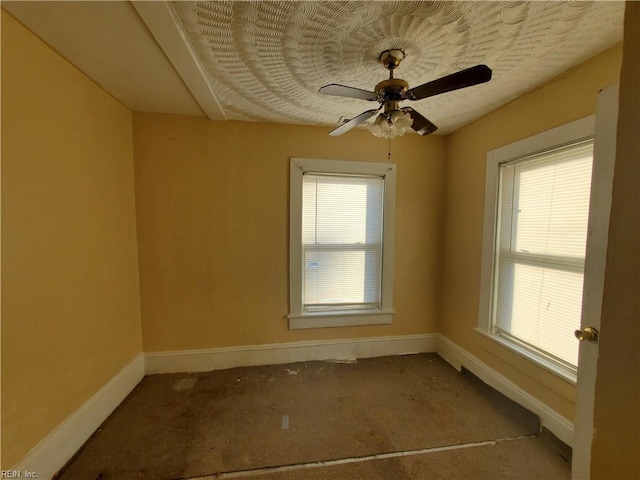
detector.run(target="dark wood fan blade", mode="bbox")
[329,109,379,136]
[319,84,379,101]
[405,65,492,101]
[402,107,438,136]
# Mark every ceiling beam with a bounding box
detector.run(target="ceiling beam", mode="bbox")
[132,1,227,121]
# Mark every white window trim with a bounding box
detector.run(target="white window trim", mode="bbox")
[288,158,396,330]
[478,115,595,383]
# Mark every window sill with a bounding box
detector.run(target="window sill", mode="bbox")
[474,328,577,384]
[288,310,394,330]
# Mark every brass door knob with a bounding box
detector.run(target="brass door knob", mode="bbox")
[574,326,599,344]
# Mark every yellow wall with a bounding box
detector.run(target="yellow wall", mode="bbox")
[439,44,623,421]
[1,1,632,472]
[591,3,639,477]
[133,114,446,351]
[1,11,142,467]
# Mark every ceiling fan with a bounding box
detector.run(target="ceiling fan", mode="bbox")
[318,49,492,138]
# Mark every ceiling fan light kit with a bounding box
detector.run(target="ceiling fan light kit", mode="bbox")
[318,49,492,139]
[370,110,413,139]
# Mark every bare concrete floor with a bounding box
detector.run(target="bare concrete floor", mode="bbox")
[58,353,571,480]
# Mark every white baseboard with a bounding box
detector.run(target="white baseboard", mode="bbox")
[14,354,145,479]
[437,334,574,447]
[145,334,438,374]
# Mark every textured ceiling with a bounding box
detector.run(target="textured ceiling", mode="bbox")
[169,0,624,134]
[4,1,625,135]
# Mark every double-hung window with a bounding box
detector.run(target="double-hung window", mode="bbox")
[289,158,396,329]
[478,117,595,380]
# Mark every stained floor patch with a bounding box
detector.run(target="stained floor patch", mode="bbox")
[171,377,198,391]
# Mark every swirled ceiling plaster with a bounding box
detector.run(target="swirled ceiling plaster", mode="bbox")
[168,0,624,134]
[4,1,624,135]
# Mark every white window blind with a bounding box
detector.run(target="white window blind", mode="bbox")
[493,140,594,369]
[302,173,384,312]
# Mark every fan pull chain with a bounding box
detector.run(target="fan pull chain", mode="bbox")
[387,133,392,162]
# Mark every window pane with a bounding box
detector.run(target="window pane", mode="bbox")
[496,261,582,366]
[302,174,384,310]
[304,246,381,308]
[514,151,593,258]
[303,175,383,245]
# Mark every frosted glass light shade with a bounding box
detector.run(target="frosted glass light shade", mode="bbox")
[369,111,412,139]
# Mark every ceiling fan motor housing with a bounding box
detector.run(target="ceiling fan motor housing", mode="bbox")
[375,78,408,113]
[375,78,409,97]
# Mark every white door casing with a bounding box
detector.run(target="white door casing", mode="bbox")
[571,83,619,479]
